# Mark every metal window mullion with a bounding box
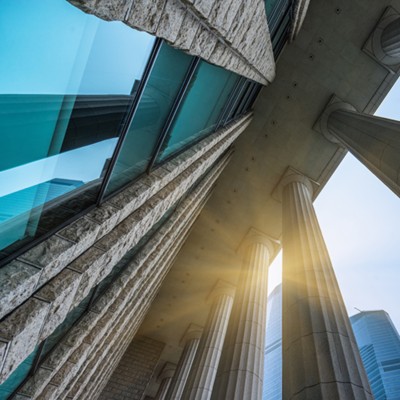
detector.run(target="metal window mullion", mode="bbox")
[225,78,249,123]
[247,84,262,109]
[241,83,257,113]
[214,76,243,131]
[147,56,201,173]
[236,82,254,116]
[97,38,163,205]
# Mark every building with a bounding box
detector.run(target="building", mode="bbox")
[351,311,400,400]
[263,285,282,400]
[1,0,400,399]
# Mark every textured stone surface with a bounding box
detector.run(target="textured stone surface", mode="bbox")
[157,0,186,43]
[47,155,228,398]
[214,230,277,400]
[166,326,202,399]
[0,260,42,319]
[7,117,246,396]
[67,0,275,84]
[0,341,8,369]
[19,235,77,288]
[182,281,235,400]
[99,337,165,400]
[34,269,82,340]
[0,298,49,383]
[320,103,400,198]
[281,172,372,399]
[58,217,101,253]
[208,0,242,37]
[173,10,199,50]
[189,26,217,59]
[125,0,167,34]
[193,0,214,19]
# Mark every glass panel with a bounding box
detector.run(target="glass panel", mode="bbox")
[265,0,282,19]
[236,82,255,116]
[229,80,252,121]
[0,0,155,260]
[0,346,39,398]
[265,0,291,37]
[105,43,193,196]
[272,10,291,56]
[158,62,238,162]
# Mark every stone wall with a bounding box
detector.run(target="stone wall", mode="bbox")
[4,113,251,399]
[67,0,275,85]
[98,336,165,400]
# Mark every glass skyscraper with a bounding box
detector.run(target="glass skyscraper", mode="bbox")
[263,284,282,400]
[350,311,400,400]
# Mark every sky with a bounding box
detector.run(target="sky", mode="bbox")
[268,79,400,333]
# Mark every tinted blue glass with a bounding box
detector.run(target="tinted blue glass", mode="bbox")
[0,0,154,258]
[105,42,193,195]
[158,62,238,162]
[0,347,39,399]
[265,0,281,18]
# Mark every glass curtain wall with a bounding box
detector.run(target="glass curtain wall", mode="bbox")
[0,0,258,266]
[0,154,224,398]
[0,0,155,262]
[264,0,294,57]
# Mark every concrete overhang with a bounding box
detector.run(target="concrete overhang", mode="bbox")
[137,0,400,393]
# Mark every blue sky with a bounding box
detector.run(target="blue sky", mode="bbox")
[268,79,400,333]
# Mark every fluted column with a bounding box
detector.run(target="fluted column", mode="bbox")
[155,363,177,400]
[368,7,400,66]
[280,168,372,400]
[318,97,400,197]
[213,228,277,400]
[381,16,400,58]
[166,324,203,400]
[181,280,235,400]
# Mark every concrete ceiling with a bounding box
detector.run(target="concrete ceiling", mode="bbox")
[137,0,399,393]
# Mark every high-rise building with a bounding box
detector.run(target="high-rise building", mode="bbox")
[263,284,282,400]
[0,0,399,399]
[351,311,400,400]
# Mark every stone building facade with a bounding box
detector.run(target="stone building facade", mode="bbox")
[1,0,400,399]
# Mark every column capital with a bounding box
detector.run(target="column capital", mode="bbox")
[159,362,177,381]
[314,95,356,144]
[363,6,400,71]
[237,227,280,259]
[207,280,235,303]
[272,166,320,202]
[180,323,203,347]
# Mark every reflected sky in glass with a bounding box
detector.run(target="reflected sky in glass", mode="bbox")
[0,0,154,95]
[0,0,155,254]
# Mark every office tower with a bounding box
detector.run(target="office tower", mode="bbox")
[351,311,400,400]
[263,284,282,400]
[1,0,399,398]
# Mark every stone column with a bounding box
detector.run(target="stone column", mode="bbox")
[213,228,278,400]
[381,16,400,58]
[279,167,372,400]
[317,97,400,197]
[181,280,235,400]
[155,363,177,400]
[166,324,203,400]
[368,7,400,66]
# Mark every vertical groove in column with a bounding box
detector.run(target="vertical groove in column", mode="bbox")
[156,377,174,400]
[282,177,373,400]
[166,332,201,400]
[181,282,235,400]
[213,231,275,400]
[327,108,400,196]
[381,17,400,57]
